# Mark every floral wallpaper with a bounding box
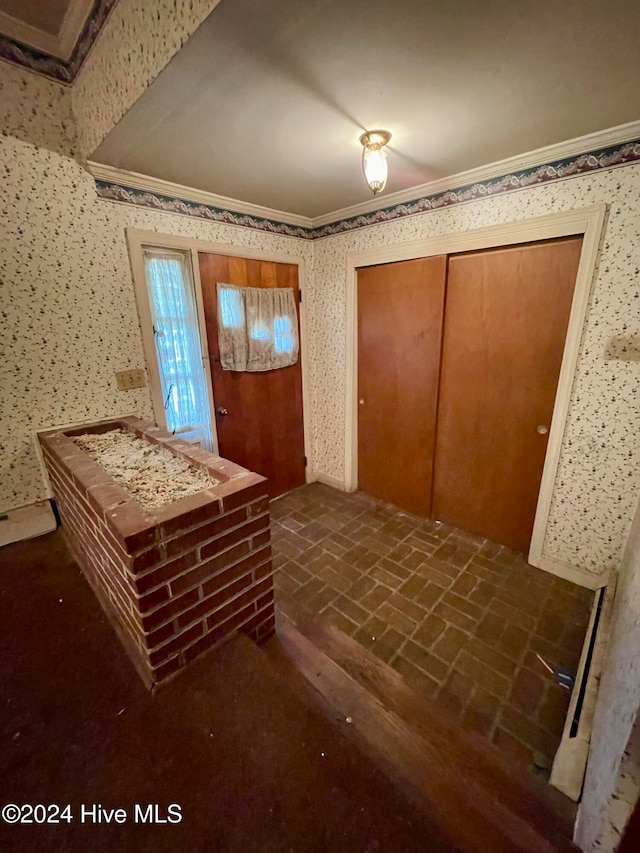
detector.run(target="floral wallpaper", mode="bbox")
[311,164,640,576]
[0,61,76,157]
[576,497,640,851]
[311,141,640,239]
[2,60,640,853]
[72,0,221,159]
[94,137,640,241]
[1,1,223,161]
[0,133,312,511]
[95,180,314,240]
[1,0,638,845]
[4,122,636,579]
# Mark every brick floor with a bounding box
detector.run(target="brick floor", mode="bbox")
[271,482,593,769]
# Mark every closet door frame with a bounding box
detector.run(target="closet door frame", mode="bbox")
[344,204,606,584]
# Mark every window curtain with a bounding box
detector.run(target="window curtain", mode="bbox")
[144,250,213,450]
[216,283,299,371]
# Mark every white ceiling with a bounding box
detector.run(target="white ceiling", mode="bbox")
[94,0,640,218]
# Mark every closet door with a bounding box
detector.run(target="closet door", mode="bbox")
[432,237,583,552]
[358,256,447,515]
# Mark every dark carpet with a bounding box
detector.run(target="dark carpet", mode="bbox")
[0,531,456,852]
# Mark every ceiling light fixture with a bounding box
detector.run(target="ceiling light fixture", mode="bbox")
[359,130,391,195]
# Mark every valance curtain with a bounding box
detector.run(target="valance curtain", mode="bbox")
[216,283,299,371]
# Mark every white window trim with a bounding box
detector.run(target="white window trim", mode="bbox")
[127,239,216,451]
[126,229,312,477]
[344,203,607,586]
[141,246,214,449]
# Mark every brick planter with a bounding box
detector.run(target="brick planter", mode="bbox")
[39,416,274,688]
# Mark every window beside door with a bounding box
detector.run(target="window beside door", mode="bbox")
[142,249,213,450]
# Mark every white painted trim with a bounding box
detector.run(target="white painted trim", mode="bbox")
[90,122,640,231]
[125,235,169,433]
[125,229,309,263]
[551,579,616,801]
[295,264,314,484]
[536,556,608,590]
[189,248,219,455]
[57,0,95,60]
[125,229,313,482]
[129,244,217,452]
[528,204,607,566]
[313,121,640,227]
[0,501,57,548]
[0,12,61,57]
[345,251,359,494]
[89,163,314,230]
[312,471,346,491]
[344,204,607,579]
[0,0,93,60]
[127,239,216,447]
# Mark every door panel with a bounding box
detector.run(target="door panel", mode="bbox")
[432,237,583,552]
[199,252,305,498]
[358,256,447,515]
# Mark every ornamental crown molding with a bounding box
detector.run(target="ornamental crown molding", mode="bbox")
[0,0,116,84]
[88,162,314,230]
[91,120,640,240]
[312,119,640,228]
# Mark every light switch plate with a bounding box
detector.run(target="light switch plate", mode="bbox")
[116,369,147,391]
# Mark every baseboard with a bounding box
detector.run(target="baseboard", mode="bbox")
[0,500,57,548]
[551,578,617,801]
[310,471,346,491]
[536,555,609,590]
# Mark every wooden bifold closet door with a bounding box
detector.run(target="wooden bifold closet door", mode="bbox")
[358,256,447,516]
[432,237,582,552]
[357,236,583,553]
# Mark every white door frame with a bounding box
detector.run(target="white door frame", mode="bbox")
[126,228,313,482]
[344,204,607,578]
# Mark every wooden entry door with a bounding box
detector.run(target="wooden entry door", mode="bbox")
[357,256,447,515]
[199,253,305,498]
[432,237,583,552]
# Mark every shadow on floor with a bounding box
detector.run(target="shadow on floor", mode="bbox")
[272,483,593,769]
[0,531,457,853]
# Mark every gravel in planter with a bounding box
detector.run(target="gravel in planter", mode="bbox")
[73,429,219,511]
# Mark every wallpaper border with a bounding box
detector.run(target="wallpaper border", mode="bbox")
[94,180,316,240]
[94,137,640,239]
[311,139,640,238]
[0,0,117,84]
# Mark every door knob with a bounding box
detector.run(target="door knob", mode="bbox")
[217,407,229,417]
[537,425,549,435]
[359,398,365,405]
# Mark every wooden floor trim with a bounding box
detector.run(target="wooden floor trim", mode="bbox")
[277,617,576,853]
